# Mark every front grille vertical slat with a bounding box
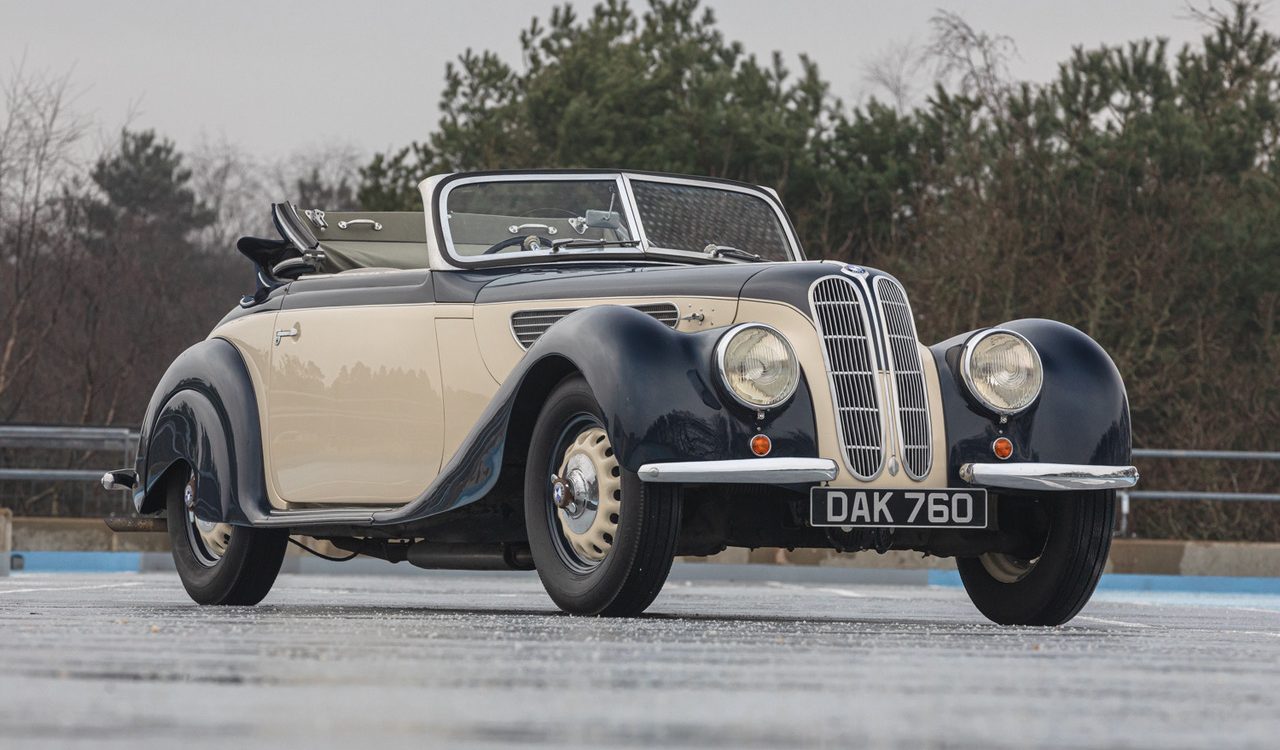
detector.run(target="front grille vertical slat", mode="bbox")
[810,278,885,479]
[875,277,933,479]
[510,303,680,349]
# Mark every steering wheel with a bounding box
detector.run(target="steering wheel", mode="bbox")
[482,234,555,255]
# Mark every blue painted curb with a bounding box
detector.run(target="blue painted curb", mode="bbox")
[10,550,1280,594]
[10,551,142,573]
[928,569,1280,594]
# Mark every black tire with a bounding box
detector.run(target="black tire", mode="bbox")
[957,490,1115,626]
[165,467,289,605]
[524,376,681,616]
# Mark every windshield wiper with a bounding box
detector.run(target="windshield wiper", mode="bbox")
[550,238,641,252]
[703,243,763,262]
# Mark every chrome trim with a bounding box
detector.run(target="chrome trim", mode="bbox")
[637,458,839,484]
[273,326,299,346]
[874,276,933,480]
[808,276,887,480]
[253,508,388,528]
[303,208,328,229]
[509,302,679,349]
[960,463,1140,491]
[439,173,640,265]
[100,469,137,492]
[337,218,383,231]
[713,323,801,410]
[960,328,1044,416]
[507,222,558,235]
[620,172,804,263]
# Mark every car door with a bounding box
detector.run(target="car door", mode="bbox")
[264,269,443,505]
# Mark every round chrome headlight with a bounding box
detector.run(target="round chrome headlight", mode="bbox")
[961,329,1043,415]
[715,324,800,409]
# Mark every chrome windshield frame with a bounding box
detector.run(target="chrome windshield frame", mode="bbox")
[430,170,805,269]
[437,172,642,268]
[621,172,803,265]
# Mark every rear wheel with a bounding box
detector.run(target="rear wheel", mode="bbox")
[166,467,288,605]
[957,490,1115,626]
[524,376,681,616]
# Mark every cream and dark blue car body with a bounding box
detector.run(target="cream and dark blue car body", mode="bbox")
[105,169,1138,623]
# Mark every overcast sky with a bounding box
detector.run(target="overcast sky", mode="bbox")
[1,0,1221,160]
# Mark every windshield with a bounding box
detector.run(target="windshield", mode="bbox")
[436,173,797,264]
[631,179,791,261]
[444,179,634,257]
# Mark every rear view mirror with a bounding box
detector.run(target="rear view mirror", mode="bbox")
[584,209,623,230]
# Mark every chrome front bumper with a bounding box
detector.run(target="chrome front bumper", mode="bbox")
[637,458,839,484]
[636,458,1138,490]
[960,462,1139,491]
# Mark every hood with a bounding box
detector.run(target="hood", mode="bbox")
[466,260,891,309]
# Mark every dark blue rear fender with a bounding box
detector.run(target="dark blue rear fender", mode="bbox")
[134,338,268,523]
[931,318,1132,485]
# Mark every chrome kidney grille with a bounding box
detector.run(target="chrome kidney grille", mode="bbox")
[511,302,679,349]
[810,274,933,481]
[874,276,933,479]
[809,276,887,479]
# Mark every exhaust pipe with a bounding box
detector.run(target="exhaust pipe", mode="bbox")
[406,543,534,571]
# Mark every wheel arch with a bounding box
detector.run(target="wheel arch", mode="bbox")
[930,317,1132,484]
[495,354,583,498]
[133,338,270,524]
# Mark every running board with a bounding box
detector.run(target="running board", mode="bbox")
[253,508,390,528]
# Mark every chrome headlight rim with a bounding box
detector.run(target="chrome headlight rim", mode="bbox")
[960,328,1043,416]
[714,323,801,410]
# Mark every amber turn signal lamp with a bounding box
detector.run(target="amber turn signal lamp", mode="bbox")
[992,437,1014,460]
[750,434,772,457]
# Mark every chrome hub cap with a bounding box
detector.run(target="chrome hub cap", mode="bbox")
[980,552,1037,584]
[183,473,232,567]
[551,426,621,565]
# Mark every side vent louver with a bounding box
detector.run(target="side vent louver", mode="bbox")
[511,303,680,349]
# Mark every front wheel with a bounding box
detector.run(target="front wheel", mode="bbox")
[524,376,681,616]
[957,490,1115,626]
[166,467,289,605]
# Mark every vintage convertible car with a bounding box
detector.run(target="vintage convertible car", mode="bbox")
[103,170,1138,625]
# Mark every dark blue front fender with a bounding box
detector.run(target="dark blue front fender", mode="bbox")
[931,318,1132,486]
[380,305,819,527]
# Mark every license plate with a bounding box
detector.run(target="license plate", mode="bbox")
[809,488,988,529]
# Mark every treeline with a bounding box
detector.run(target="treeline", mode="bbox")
[2,1,1277,537]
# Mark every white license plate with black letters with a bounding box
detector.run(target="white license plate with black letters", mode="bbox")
[809,488,989,529]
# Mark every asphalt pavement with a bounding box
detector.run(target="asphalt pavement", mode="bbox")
[1,568,1278,749]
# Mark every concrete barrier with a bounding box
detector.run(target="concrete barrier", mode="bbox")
[685,539,1280,579]
[1,509,11,577]
[6,517,1280,580]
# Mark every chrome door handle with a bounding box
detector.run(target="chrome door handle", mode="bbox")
[274,326,299,346]
[337,218,383,231]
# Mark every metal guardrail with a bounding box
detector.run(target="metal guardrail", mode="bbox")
[0,425,137,483]
[1,426,1276,506]
[1116,448,1280,534]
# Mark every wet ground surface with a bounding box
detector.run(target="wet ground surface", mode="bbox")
[1,569,1278,749]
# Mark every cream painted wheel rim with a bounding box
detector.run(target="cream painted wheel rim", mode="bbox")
[183,472,233,567]
[552,426,622,566]
[979,552,1037,584]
